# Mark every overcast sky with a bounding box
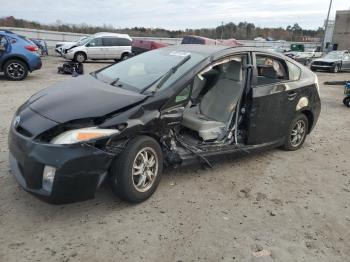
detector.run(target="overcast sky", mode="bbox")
[1,0,349,30]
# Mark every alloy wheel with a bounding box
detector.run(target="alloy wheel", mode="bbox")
[7,63,25,79]
[290,120,306,147]
[76,54,85,63]
[132,147,159,192]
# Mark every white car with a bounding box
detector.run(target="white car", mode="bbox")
[55,36,88,55]
[62,32,132,62]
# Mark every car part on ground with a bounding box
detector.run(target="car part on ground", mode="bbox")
[57,62,84,76]
[8,45,321,204]
[0,30,42,80]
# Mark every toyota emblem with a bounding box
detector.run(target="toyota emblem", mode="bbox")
[13,116,21,128]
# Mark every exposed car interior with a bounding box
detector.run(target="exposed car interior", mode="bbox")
[180,56,245,143]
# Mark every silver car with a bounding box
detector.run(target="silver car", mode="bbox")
[63,32,132,63]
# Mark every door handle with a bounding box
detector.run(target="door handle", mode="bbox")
[287,91,297,100]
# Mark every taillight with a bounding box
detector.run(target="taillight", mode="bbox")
[25,45,38,52]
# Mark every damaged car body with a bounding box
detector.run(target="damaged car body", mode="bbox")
[8,45,321,204]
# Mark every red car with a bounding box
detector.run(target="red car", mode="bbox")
[181,35,242,47]
[132,39,169,55]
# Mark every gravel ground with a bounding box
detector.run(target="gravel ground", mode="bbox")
[0,56,349,262]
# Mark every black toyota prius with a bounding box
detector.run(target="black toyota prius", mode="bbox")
[8,45,321,204]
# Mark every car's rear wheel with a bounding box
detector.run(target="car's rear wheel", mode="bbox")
[343,97,350,107]
[121,53,130,60]
[4,60,28,81]
[282,114,309,151]
[74,52,87,63]
[110,136,163,203]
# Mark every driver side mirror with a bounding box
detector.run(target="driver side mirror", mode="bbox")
[85,43,90,47]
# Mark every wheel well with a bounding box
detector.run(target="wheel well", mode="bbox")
[1,56,29,72]
[121,52,130,57]
[74,51,87,58]
[300,110,314,133]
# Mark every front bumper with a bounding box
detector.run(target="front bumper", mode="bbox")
[63,52,74,60]
[311,64,333,70]
[8,126,114,204]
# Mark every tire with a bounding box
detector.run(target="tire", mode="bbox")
[282,114,309,151]
[332,64,339,73]
[121,53,130,61]
[4,59,28,81]
[74,52,87,63]
[110,136,163,203]
[343,97,350,107]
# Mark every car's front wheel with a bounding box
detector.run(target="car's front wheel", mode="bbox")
[282,114,309,151]
[4,59,28,81]
[74,52,87,63]
[110,136,163,203]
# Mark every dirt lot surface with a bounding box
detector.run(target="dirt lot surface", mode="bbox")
[0,56,349,262]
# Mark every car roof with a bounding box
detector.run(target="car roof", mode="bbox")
[160,44,288,59]
[93,32,131,38]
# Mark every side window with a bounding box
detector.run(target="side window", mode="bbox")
[88,38,102,47]
[256,55,288,86]
[102,37,118,46]
[286,60,301,81]
[0,35,8,51]
[116,38,132,46]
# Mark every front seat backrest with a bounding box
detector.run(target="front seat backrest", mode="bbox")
[200,61,242,123]
[191,75,207,99]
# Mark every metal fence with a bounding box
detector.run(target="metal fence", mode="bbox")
[1,26,321,51]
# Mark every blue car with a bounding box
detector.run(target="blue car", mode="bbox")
[0,30,42,80]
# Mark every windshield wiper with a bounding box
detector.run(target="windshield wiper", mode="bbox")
[110,77,120,86]
[141,54,191,94]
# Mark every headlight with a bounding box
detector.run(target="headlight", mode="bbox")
[51,127,119,145]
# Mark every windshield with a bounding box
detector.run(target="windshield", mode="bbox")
[94,48,205,93]
[78,36,93,46]
[76,36,88,45]
[324,52,344,60]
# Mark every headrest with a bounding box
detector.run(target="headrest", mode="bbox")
[222,60,242,81]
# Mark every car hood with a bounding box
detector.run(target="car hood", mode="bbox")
[27,75,147,123]
[313,58,340,63]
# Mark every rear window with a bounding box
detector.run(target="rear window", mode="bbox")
[103,37,119,46]
[117,38,131,46]
[103,37,131,46]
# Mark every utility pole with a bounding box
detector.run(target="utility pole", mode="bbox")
[322,0,333,52]
[221,21,224,40]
